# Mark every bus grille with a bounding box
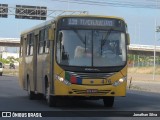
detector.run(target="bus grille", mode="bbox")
[67,71,116,79]
[72,89,111,94]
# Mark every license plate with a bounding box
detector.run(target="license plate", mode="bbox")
[86,89,98,93]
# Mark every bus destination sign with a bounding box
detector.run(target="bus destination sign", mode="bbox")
[60,17,125,30]
[68,18,114,27]
[61,18,120,27]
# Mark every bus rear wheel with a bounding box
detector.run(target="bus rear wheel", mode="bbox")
[103,96,114,107]
[45,84,57,107]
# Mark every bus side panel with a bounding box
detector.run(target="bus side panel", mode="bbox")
[25,56,34,91]
[33,34,38,92]
[36,28,51,94]
[36,54,49,93]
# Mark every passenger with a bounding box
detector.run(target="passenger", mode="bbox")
[74,46,91,58]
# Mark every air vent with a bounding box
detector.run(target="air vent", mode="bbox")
[67,71,116,79]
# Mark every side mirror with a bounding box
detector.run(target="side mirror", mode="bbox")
[126,33,130,45]
[48,28,55,41]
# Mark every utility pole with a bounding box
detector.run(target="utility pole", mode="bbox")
[154,26,160,80]
[153,0,157,80]
[153,20,157,80]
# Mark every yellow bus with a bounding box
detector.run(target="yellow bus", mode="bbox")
[19,15,130,107]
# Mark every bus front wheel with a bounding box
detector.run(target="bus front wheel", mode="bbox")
[103,96,114,107]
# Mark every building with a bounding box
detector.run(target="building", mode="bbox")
[0,38,20,59]
[0,46,5,52]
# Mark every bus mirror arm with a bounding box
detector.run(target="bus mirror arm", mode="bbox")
[126,33,130,45]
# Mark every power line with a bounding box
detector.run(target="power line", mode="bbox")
[50,0,160,9]
[0,5,88,19]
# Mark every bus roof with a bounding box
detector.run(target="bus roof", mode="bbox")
[21,19,54,35]
[21,15,126,35]
[56,15,125,21]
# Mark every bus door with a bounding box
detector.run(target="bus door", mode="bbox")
[33,33,38,92]
[20,36,27,89]
[48,26,55,94]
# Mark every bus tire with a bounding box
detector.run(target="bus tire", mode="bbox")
[103,96,114,107]
[36,93,44,100]
[48,95,57,107]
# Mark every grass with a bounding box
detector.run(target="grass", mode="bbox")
[3,69,18,76]
[128,85,150,92]
[128,66,160,75]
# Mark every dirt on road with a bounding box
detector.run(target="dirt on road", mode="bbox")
[127,73,160,93]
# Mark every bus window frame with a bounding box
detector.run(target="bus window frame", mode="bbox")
[27,33,34,56]
[38,28,50,54]
[38,29,44,54]
[55,18,128,73]
[44,27,50,54]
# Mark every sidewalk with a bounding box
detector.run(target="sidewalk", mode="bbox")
[127,73,160,93]
[128,73,160,82]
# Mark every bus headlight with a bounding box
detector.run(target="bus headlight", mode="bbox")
[56,75,71,86]
[57,76,64,81]
[112,76,127,87]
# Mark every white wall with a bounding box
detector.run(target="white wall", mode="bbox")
[2,52,19,59]
[0,47,5,52]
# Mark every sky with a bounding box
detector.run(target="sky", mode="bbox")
[0,0,160,46]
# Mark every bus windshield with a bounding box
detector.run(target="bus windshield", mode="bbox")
[56,30,126,67]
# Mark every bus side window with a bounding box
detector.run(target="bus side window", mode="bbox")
[58,32,69,65]
[44,28,49,53]
[27,35,30,56]
[27,33,34,56]
[39,29,45,54]
[30,33,34,55]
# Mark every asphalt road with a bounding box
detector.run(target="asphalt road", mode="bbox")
[0,75,160,119]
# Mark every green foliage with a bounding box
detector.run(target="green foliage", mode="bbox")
[0,58,10,64]
[0,56,19,64]
[128,54,160,67]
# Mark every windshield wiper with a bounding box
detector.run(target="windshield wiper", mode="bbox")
[100,29,113,55]
[84,34,87,52]
[101,29,113,47]
[73,30,87,52]
[73,30,86,44]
